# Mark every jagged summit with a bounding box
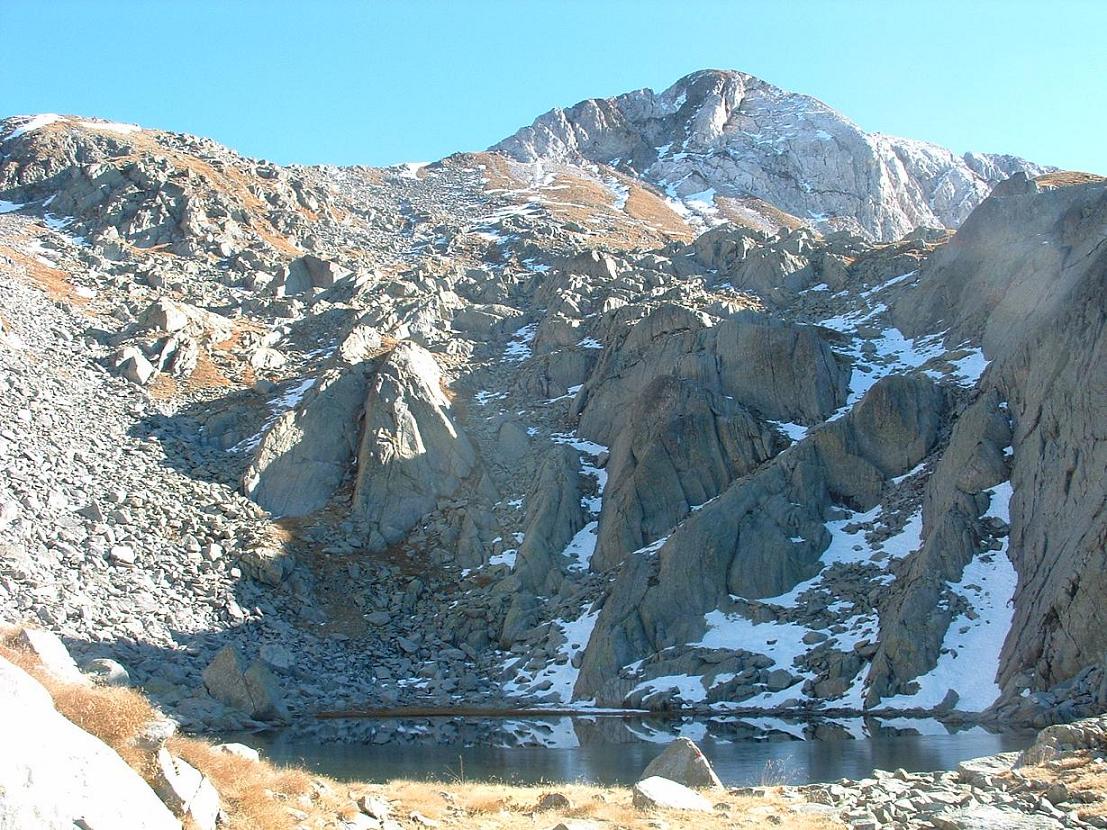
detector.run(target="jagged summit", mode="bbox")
[492,68,1050,240]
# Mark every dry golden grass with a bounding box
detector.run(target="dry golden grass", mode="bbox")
[167,736,351,830]
[538,172,691,251]
[1034,171,1106,190]
[0,241,90,308]
[1,627,843,829]
[715,195,806,234]
[456,151,525,191]
[620,178,696,243]
[382,779,842,829]
[147,373,181,400]
[1006,751,1107,821]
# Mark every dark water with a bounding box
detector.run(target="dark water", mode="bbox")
[225,715,1033,786]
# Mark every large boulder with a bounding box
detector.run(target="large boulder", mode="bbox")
[136,297,232,342]
[274,254,351,295]
[0,655,181,829]
[201,645,287,721]
[640,738,723,790]
[112,346,157,386]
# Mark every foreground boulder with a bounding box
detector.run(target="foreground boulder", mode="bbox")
[0,655,180,829]
[640,737,723,790]
[153,748,220,830]
[631,776,713,812]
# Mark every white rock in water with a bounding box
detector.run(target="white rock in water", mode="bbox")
[631,776,713,812]
[0,655,180,829]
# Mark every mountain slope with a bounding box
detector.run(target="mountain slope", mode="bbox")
[0,74,1102,747]
[493,69,1049,240]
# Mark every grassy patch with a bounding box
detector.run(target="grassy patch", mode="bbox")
[1,626,843,829]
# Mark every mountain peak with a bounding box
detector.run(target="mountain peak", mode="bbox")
[492,69,1049,240]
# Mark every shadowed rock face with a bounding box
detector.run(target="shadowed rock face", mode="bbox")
[865,390,1014,704]
[576,373,948,704]
[873,177,1107,708]
[494,69,1049,240]
[593,376,782,572]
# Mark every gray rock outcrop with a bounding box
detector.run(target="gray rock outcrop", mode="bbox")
[243,322,385,516]
[870,176,1107,707]
[573,307,850,446]
[593,376,781,571]
[351,341,477,548]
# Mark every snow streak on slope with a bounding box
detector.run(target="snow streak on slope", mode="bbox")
[881,482,1017,711]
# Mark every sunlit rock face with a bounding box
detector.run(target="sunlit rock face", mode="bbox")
[495,69,1049,241]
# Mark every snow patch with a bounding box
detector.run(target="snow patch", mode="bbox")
[503,606,601,704]
[5,114,63,140]
[880,481,1016,711]
[78,120,142,135]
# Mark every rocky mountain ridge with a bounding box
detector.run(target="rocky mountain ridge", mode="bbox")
[495,69,1051,241]
[0,73,1103,745]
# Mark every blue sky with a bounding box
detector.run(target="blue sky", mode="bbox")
[3,1,1103,173]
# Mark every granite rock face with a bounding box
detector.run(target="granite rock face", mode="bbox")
[572,308,851,446]
[351,341,477,549]
[593,376,781,572]
[575,373,948,705]
[242,322,385,517]
[850,176,1107,711]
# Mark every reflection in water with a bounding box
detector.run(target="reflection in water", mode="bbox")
[228,715,1033,787]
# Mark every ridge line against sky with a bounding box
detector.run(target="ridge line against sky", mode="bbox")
[1,0,1104,174]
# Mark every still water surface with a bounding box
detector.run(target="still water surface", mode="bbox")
[230,715,1033,787]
